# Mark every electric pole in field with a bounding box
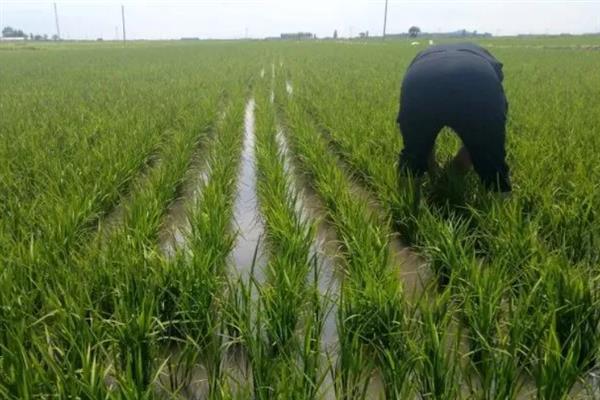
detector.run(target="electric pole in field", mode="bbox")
[121,5,126,43]
[383,0,389,38]
[54,3,61,40]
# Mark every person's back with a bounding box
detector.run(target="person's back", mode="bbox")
[409,43,504,81]
[397,43,511,192]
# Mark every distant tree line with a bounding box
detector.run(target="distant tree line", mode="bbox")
[2,26,27,38]
[2,26,58,40]
[386,27,492,39]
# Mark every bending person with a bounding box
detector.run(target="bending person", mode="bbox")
[397,43,511,193]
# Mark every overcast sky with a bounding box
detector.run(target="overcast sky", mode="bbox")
[1,1,599,40]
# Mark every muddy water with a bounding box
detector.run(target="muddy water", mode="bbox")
[275,124,343,399]
[157,109,232,258]
[157,153,212,258]
[231,99,267,281]
[156,349,253,399]
[275,128,341,349]
[273,73,340,348]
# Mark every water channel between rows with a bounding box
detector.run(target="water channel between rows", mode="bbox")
[231,98,268,282]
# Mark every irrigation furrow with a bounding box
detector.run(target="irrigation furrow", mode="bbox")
[318,119,429,299]
[156,95,247,399]
[157,152,211,258]
[277,81,412,398]
[231,98,267,281]
[272,73,341,353]
[275,124,342,400]
[157,107,231,257]
[274,125,340,349]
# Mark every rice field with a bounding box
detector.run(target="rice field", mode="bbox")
[1,37,599,399]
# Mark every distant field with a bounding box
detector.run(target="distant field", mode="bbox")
[1,37,599,399]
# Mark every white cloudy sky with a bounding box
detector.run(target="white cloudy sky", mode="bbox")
[1,0,599,40]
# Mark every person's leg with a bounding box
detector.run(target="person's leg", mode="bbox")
[453,114,511,192]
[396,112,441,244]
[397,111,441,177]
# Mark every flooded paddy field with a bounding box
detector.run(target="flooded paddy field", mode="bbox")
[1,36,600,399]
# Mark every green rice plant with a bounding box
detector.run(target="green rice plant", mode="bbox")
[534,260,600,399]
[416,208,474,285]
[457,260,521,400]
[334,285,375,400]
[465,198,545,292]
[413,288,461,400]
[111,296,161,397]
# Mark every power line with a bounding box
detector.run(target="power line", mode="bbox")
[54,3,61,40]
[383,0,389,38]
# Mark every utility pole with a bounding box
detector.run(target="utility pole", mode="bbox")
[383,0,389,38]
[121,5,126,43]
[54,3,61,40]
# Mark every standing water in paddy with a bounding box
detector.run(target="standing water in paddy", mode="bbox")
[158,161,212,258]
[157,127,219,258]
[275,126,340,350]
[231,98,267,280]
